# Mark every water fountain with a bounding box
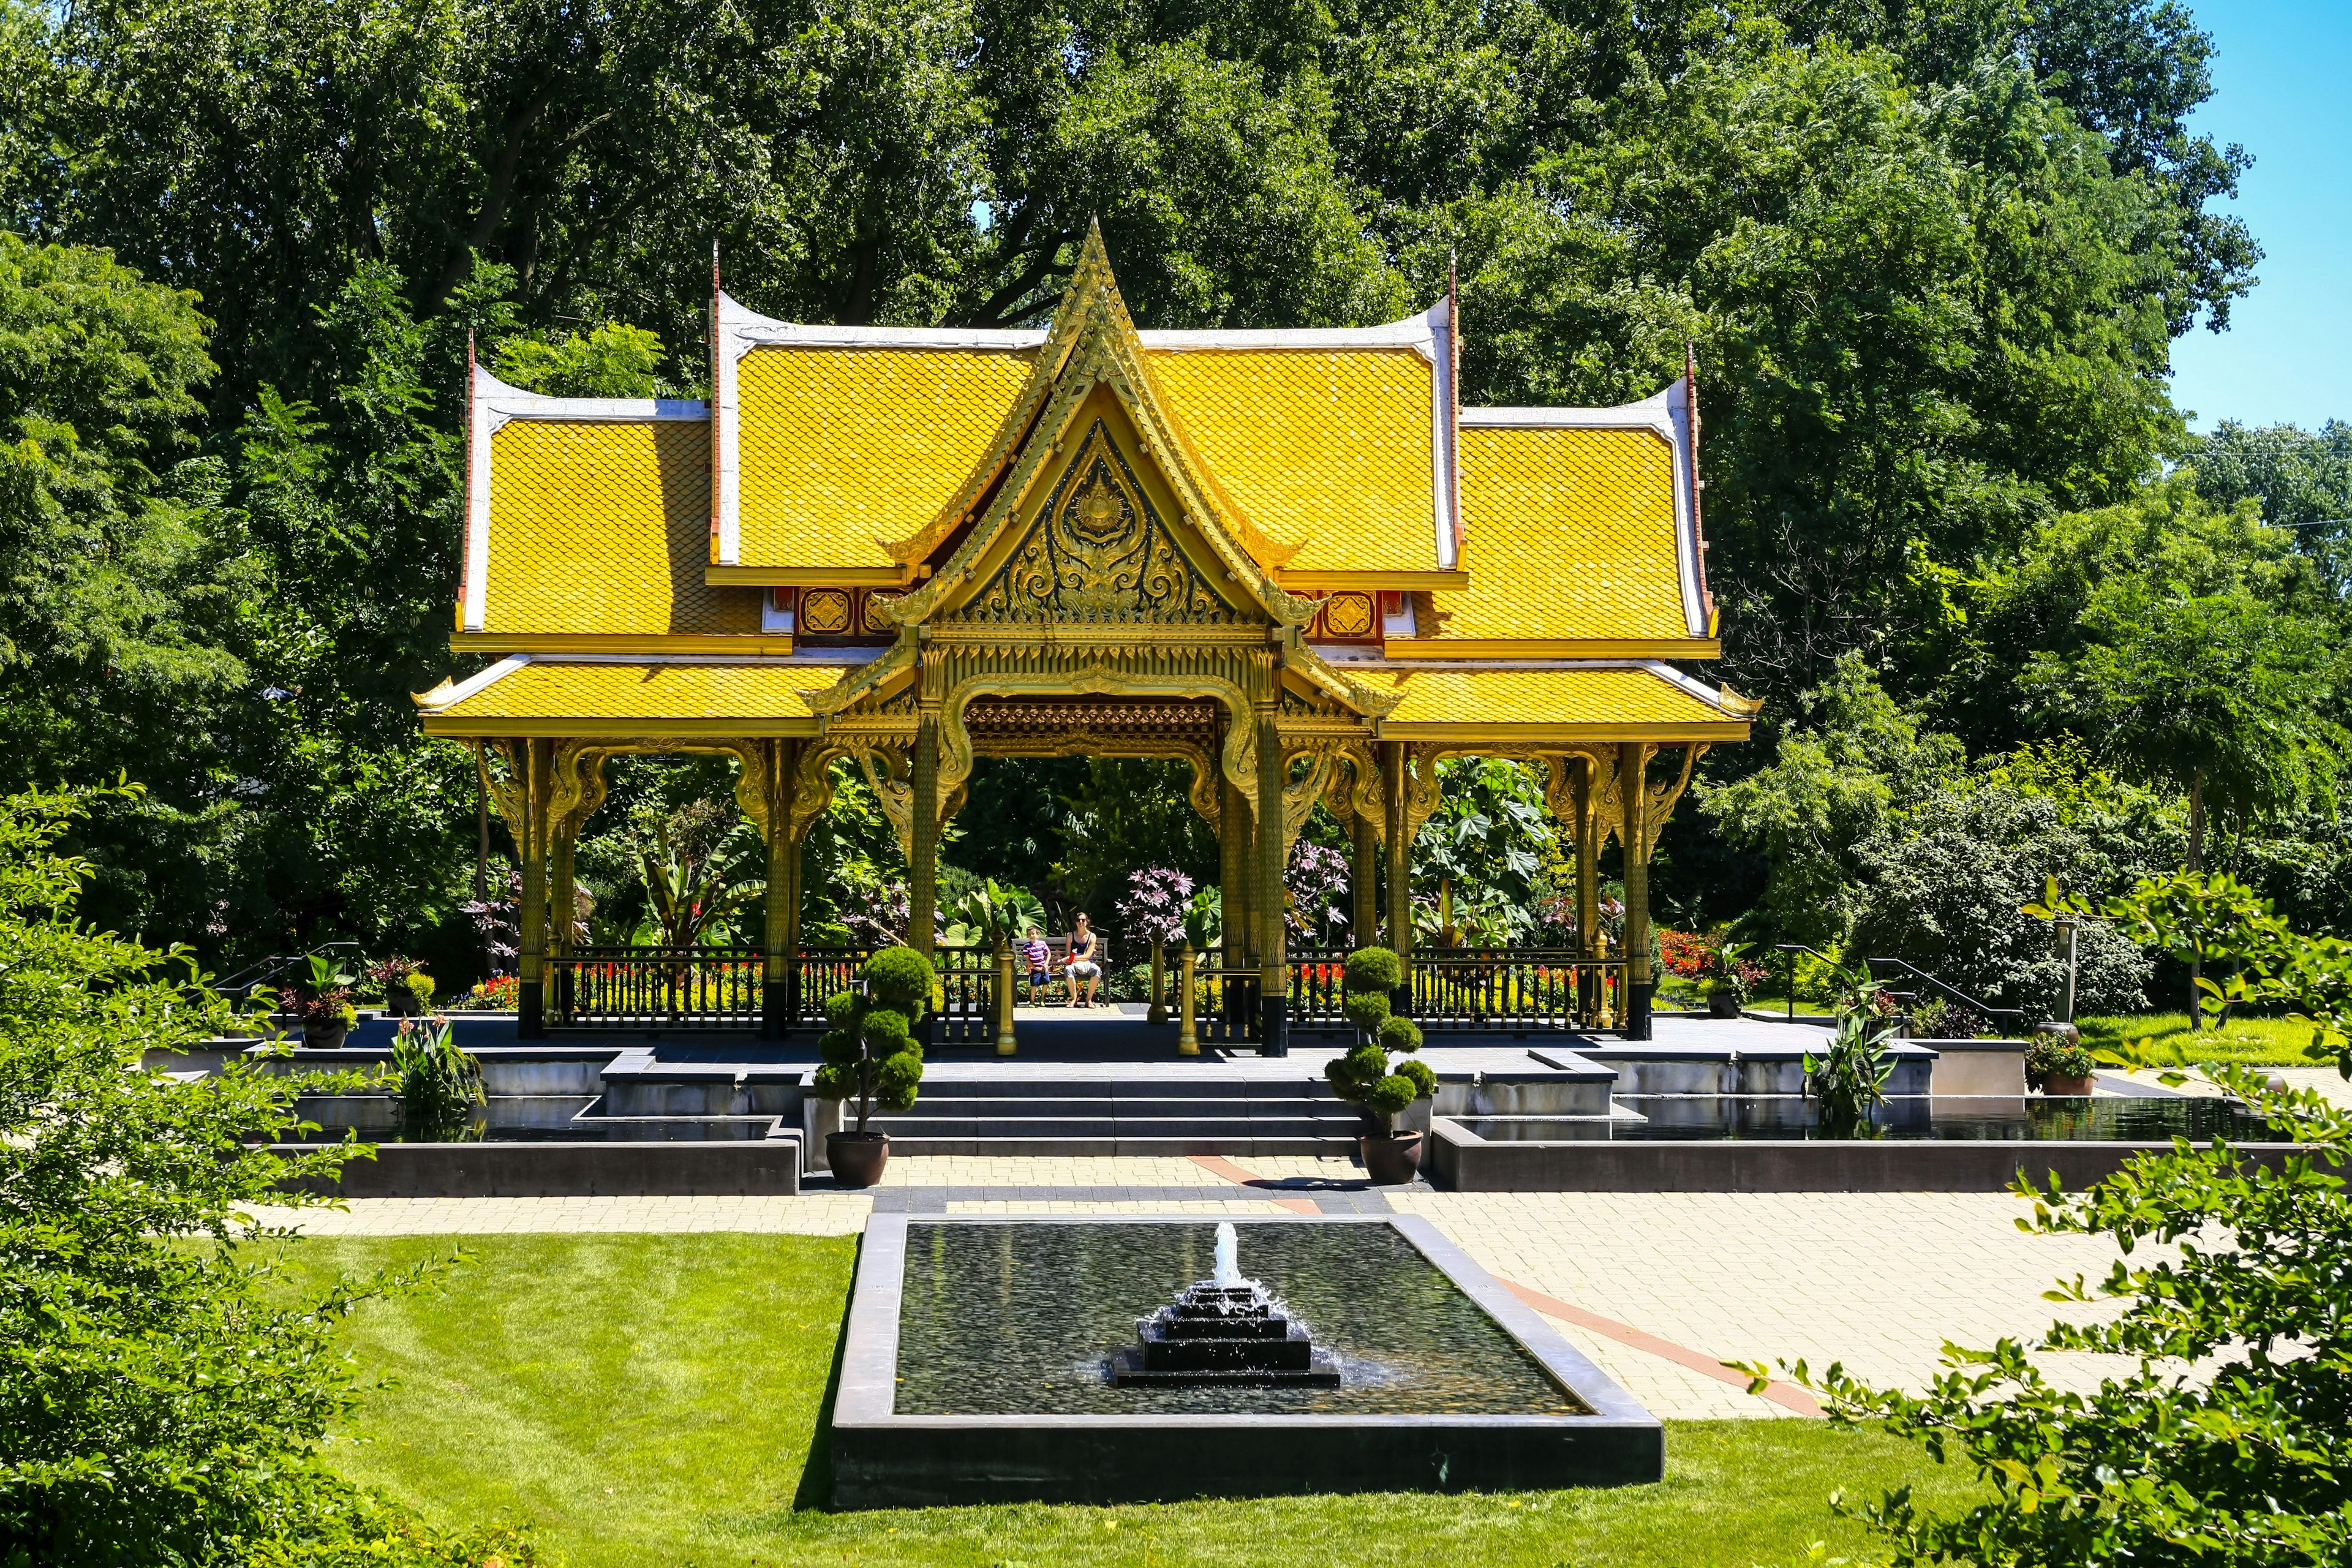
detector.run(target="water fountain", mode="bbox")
[1110,1222,1340,1387]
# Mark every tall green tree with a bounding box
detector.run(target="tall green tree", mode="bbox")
[0,783,529,1566]
[2022,582,2345,1020]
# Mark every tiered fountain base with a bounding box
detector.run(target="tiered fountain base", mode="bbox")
[1110,1281,1341,1387]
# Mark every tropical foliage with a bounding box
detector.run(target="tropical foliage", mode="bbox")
[0,783,526,1564]
[1747,880,2352,1566]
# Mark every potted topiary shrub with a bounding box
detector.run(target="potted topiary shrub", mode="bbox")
[2026,1024,2096,1096]
[1323,946,1438,1184]
[813,945,933,1186]
[292,954,358,1048]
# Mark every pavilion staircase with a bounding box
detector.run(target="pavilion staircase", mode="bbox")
[865,1072,1365,1156]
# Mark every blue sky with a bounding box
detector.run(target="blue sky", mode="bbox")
[2169,1,2351,431]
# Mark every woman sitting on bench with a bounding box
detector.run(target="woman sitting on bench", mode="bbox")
[1065,913,1103,1009]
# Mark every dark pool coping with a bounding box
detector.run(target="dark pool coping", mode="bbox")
[1427,1115,2315,1192]
[830,1212,1662,1506]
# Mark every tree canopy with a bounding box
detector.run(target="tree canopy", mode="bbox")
[0,0,2330,996]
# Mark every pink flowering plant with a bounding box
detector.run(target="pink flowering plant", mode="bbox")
[1118,867,1194,948]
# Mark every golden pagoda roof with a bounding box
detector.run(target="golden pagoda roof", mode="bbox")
[434,227,1743,747]
[1366,663,1752,741]
[415,656,862,736]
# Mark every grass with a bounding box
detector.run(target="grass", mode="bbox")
[2078,1011,2333,1068]
[282,1234,1984,1568]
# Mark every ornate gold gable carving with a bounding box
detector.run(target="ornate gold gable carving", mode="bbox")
[954,418,1234,625]
[882,223,1311,633]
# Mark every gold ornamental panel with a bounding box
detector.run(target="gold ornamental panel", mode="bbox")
[801,588,853,634]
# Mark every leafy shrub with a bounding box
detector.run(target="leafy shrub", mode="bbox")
[1751,874,2352,1566]
[1804,980,1899,1137]
[0,785,529,1565]
[1850,785,2154,1017]
[1342,946,1402,993]
[2024,1033,2096,1085]
[1323,948,1433,1134]
[1909,994,1988,1039]
[390,1016,484,1142]
[812,947,932,1131]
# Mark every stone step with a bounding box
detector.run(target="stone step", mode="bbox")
[900,1077,1350,1102]
[867,1134,1354,1157]
[869,1114,1362,1140]
[884,1095,1349,1121]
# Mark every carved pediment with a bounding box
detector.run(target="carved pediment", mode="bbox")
[952,417,1238,625]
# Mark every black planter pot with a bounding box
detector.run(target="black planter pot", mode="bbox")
[1706,989,1743,1019]
[301,1021,350,1049]
[1358,1131,1423,1186]
[827,1130,891,1187]
[387,991,422,1018]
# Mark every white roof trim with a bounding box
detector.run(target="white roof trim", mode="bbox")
[511,650,891,668]
[472,365,704,434]
[1460,381,1707,637]
[420,654,530,713]
[1329,656,1741,716]
[1643,657,1735,709]
[713,292,1445,360]
[1428,296,1459,570]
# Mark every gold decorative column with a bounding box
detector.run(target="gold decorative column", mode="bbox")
[1619,741,1653,1040]
[1381,741,1411,960]
[1255,712,1288,1055]
[1350,810,1379,951]
[513,739,554,1038]
[1177,947,1199,1055]
[910,712,940,959]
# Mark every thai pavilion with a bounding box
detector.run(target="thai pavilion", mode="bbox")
[415,225,1754,1050]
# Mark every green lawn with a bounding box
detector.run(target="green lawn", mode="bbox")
[282,1234,1981,1568]
[2079,1011,2331,1068]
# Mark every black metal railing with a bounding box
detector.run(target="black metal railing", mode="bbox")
[1286,949,1352,1030]
[552,946,764,1028]
[1190,946,1262,1046]
[1408,948,1625,1033]
[791,946,873,1029]
[932,944,997,1045]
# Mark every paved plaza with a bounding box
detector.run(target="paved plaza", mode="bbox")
[238,1119,2269,1420]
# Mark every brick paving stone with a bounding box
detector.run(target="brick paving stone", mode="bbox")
[237,1163,2206,1423]
[1392,1190,2152,1417]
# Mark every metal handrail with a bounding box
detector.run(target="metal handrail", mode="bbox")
[1772,943,2027,1031]
[216,941,363,1002]
[1862,956,2027,1032]
[1771,943,1840,1021]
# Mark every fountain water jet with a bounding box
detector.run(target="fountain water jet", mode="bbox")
[1110,1221,1341,1387]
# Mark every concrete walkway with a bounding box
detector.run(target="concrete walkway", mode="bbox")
[244,1148,2188,1422]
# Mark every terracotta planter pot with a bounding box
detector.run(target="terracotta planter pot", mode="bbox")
[827,1130,891,1187]
[2041,1074,2096,1097]
[301,1021,349,1049]
[1706,989,1743,1019]
[1358,1131,1423,1186]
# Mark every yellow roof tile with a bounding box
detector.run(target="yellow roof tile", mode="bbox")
[421,660,853,734]
[1446,427,1689,641]
[1143,349,1438,574]
[1373,666,1744,736]
[735,347,1035,568]
[485,420,760,636]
